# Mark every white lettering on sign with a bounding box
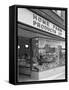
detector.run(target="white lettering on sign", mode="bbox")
[18,8,65,38]
[33,13,57,34]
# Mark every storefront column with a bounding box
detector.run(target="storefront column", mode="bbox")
[55,47,59,65]
[29,38,33,72]
[55,46,62,65]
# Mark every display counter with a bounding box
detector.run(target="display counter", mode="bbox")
[31,65,65,80]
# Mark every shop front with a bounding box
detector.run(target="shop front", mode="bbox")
[17,8,65,82]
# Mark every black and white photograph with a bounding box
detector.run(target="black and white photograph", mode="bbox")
[0,0,69,89]
[17,7,67,83]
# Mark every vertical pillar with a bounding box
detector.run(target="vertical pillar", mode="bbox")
[55,45,62,65]
[55,46,59,65]
[29,38,33,73]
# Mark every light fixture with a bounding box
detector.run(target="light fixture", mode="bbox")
[18,45,20,49]
[25,44,29,48]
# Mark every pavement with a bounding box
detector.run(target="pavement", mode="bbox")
[40,72,65,81]
[40,66,65,80]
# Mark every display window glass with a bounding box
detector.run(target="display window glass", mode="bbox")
[32,38,65,72]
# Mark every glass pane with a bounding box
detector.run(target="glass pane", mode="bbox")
[32,38,65,72]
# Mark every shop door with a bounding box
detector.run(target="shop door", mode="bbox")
[18,37,32,76]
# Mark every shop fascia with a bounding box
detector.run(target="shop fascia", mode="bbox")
[18,8,65,38]
[33,14,63,36]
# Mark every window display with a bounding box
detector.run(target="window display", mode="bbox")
[32,38,65,72]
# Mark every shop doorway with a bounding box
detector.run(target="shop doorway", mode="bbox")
[18,37,33,81]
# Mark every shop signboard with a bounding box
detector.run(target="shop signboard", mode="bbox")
[18,8,65,38]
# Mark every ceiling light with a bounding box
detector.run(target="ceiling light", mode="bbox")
[25,44,29,48]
